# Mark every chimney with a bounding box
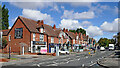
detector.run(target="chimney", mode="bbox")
[79,33,81,36]
[87,35,89,38]
[66,29,68,32]
[37,20,41,25]
[75,32,77,35]
[63,28,66,32]
[40,20,44,26]
[83,34,86,36]
[53,24,56,30]
[81,34,83,40]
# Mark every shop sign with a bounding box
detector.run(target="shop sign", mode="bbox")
[33,41,46,45]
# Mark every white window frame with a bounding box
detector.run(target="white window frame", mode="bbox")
[9,35,11,41]
[33,33,35,41]
[40,34,44,42]
[59,38,61,43]
[51,37,54,43]
[41,28,43,33]
[73,39,75,44]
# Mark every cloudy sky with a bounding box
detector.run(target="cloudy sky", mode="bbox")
[1,1,120,41]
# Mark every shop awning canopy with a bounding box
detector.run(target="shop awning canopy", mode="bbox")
[74,44,79,46]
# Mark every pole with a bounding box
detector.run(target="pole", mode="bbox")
[8,46,11,59]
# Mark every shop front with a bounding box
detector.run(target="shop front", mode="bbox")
[49,43,57,53]
[31,41,47,54]
[73,44,84,52]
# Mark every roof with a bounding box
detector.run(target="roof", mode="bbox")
[2,29,10,36]
[66,31,76,39]
[83,36,88,41]
[17,16,61,37]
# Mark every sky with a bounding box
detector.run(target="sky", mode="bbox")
[1,0,120,41]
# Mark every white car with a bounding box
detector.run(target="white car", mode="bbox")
[59,49,70,54]
[100,47,105,51]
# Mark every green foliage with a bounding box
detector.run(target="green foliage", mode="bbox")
[0,5,2,30]
[2,5,9,30]
[98,38,115,47]
[69,30,76,33]
[69,28,86,34]
[2,37,7,49]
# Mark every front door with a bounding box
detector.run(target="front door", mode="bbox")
[33,46,35,53]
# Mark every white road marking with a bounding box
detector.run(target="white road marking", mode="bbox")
[90,62,96,66]
[82,64,85,67]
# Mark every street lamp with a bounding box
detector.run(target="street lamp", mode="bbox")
[8,45,11,59]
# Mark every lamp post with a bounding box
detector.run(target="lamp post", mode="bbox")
[8,46,11,59]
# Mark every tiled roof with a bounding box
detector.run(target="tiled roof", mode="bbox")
[19,16,61,37]
[2,29,10,36]
[66,32,76,39]
[83,36,88,41]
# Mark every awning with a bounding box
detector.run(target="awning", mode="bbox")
[74,44,79,46]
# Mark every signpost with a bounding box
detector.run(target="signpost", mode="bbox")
[56,44,59,56]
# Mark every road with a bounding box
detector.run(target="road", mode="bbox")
[8,50,114,67]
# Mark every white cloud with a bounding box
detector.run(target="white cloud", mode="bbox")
[61,10,95,19]
[50,5,60,12]
[9,2,53,9]
[86,26,103,37]
[61,6,65,10]
[101,18,119,32]
[70,2,92,7]
[59,19,83,29]
[8,27,11,29]
[81,21,92,27]
[22,9,54,25]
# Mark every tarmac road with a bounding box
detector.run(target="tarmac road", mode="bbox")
[7,50,114,67]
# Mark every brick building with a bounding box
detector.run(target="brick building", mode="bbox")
[2,16,69,54]
[2,16,91,54]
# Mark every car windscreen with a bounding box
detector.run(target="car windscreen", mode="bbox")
[109,46,113,48]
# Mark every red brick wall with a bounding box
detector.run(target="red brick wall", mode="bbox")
[31,33,47,42]
[48,36,59,44]
[4,18,31,53]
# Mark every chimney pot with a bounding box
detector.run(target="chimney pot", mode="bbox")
[41,20,44,25]
[53,24,56,30]
[66,29,68,32]
[63,28,66,32]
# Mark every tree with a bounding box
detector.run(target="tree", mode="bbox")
[69,28,86,34]
[98,38,116,47]
[76,28,86,34]
[0,5,2,30]
[69,30,76,33]
[2,5,9,30]
[1,37,7,49]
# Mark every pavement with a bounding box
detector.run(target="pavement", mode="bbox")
[97,50,120,68]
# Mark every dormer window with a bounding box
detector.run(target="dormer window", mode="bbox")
[41,28,43,33]
[76,36,78,40]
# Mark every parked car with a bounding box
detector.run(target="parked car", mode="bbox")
[109,44,114,51]
[59,49,69,54]
[100,47,105,51]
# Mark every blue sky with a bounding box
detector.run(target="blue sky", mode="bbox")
[2,2,119,41]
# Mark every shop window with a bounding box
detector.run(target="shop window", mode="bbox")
[51,37,54,43]
[40,34,44,41]
[33,33,35,41]
[15,28,23,39]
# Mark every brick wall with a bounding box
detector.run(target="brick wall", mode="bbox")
[4,18,31,53]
